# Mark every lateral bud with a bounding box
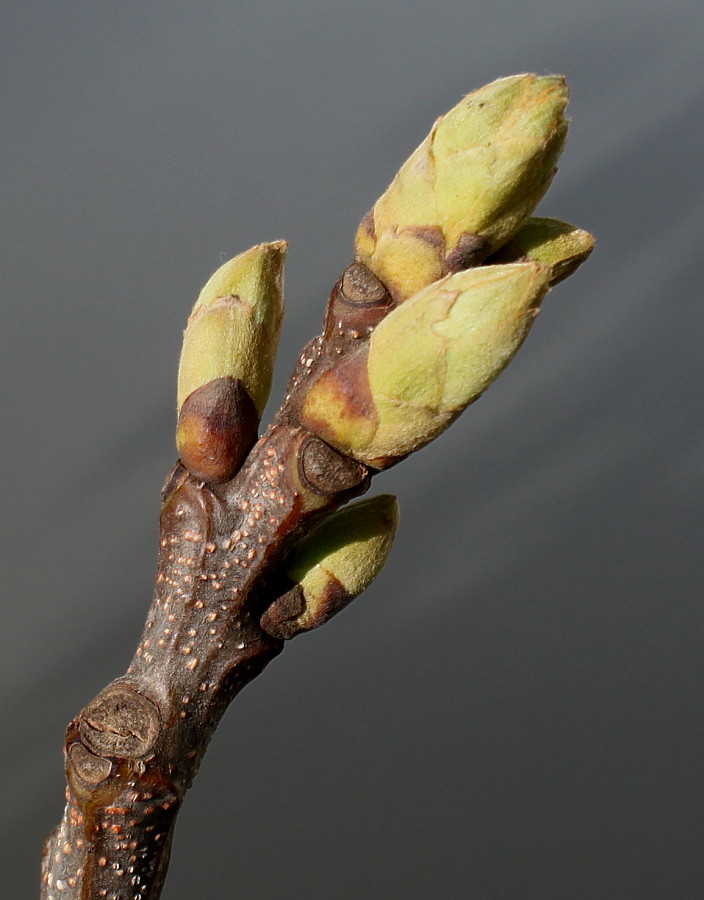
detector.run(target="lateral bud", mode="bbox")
[355,74,568,303]
[301,262,551,467]
[260,494,399,639]
[176,241,286,481]
[487,216,595,285]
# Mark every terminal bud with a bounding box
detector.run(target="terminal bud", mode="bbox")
[355,74,568,302]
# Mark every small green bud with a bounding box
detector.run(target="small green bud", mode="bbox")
[301,262,551,466]
[177,241,286,414]
[355,74,568,302]
[260,495,399,639]
[488,216,594,285]
[176,241,286,481]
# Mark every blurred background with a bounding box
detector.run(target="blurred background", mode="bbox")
[2,2,702,897]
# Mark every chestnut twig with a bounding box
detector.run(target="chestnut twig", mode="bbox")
[41,74,593,899]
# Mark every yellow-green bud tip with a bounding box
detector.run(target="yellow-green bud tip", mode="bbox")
[489,216,595,285]
[290,494,399,598]
[355,74,569,302]
[177,241,287,415]
[260,495,399,638]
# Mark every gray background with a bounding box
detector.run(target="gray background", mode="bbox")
[2,2,703,897]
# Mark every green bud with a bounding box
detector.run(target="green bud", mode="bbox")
[301,262,551,466]
[488,216,594,285]
[355,74,568,302]
[177,241,286,415]
[260,495,399,639]
[176,241,286,481]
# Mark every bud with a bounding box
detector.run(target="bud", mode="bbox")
[177,241,286,413]
[355,74,568,302]
[176,241,286,481]
[301,262,551,467]
[487,216,594,285]
[260,495,399,639]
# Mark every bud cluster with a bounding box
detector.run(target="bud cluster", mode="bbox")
[174,73,593,629]
[298,75,593,468]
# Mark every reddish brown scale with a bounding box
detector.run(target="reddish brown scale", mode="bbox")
[261,573,351,640]
[322,261,395,355]
[176,376,259,484]
[260,583,306,638]
[297,343,378,454]
[298,434,367,495]
[443,230,491,273]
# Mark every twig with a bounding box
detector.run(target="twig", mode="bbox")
[41,74,592,899]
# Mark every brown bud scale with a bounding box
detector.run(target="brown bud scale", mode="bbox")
[323,263,396,355]
[299,436,367,495]
[176,376,259,483]
[443,231,492,273]
[259,583,307,639]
